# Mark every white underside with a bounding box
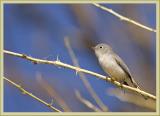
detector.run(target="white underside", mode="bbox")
[99,54,126,82]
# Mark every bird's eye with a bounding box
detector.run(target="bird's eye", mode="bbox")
[100,46,103,48]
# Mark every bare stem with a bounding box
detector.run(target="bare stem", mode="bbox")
[36,73,71,111]
[93,3,156,33]
[64,37,108,111]
[75,90,102,112]
[4,50,156,100]
[3,77,61,112]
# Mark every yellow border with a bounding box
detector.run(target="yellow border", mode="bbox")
[156,1,160,115]
[0,0,159,115]
[0,0,4,115]
[1,112,160,116]
[1,1,158,4]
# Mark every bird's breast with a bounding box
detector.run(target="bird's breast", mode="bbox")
[99,55,125,81]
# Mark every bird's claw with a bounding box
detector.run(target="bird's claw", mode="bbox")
[119,83,123,89]
[110,78,115,82]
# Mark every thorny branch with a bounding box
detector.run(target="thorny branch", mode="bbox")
[93,3,156,33]
[36,73,71,111]
[64,37,108,111]
[3,77,61,112]
[4,50,156,100]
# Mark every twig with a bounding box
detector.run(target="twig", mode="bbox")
[107,88,156,111]
[75,90,102,112]
[36,73,71,111]
[3,77,61,112]
[64,37,108,111]
[93,3,156,33]
[4,50,156,100]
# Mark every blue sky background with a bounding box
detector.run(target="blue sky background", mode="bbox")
[4,3,156,112]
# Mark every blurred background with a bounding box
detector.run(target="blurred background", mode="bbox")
[4,3,156,112]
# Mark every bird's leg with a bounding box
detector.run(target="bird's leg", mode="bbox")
[119,82,124,89]
[109,77,115,83]
[121,81,129,93]
[109,77,123,88]
[108,77,124,91]
[106,76,116,83]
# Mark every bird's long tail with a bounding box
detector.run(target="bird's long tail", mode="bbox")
[130,79,148,100]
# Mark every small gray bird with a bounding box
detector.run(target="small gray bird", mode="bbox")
[93,43,139,88]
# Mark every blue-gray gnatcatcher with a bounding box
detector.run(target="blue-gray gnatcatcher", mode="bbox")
[93,43,139,88]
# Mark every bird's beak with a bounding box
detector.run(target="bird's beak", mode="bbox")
[91,46,95,50]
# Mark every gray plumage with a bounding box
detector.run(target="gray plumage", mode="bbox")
[93,43,139,88]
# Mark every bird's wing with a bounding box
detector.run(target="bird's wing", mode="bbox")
[113,53,139,88]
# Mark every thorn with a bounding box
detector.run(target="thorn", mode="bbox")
[56,55,60,62]
[50,99,54,106]
[76,70,78,75]
[47,99,54,107]
[56,55,61,69]
[75,67,80,76]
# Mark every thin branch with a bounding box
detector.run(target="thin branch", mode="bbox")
[93,3,156,33]
[3,77,61,112]
[64,37,108,111]
[36,72,71,111]
[4,50,156,100]
[75,90,102,112]
[107,88,156,111]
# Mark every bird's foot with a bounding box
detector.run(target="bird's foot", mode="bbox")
[110,78,115,82]
[119,82,123,89]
